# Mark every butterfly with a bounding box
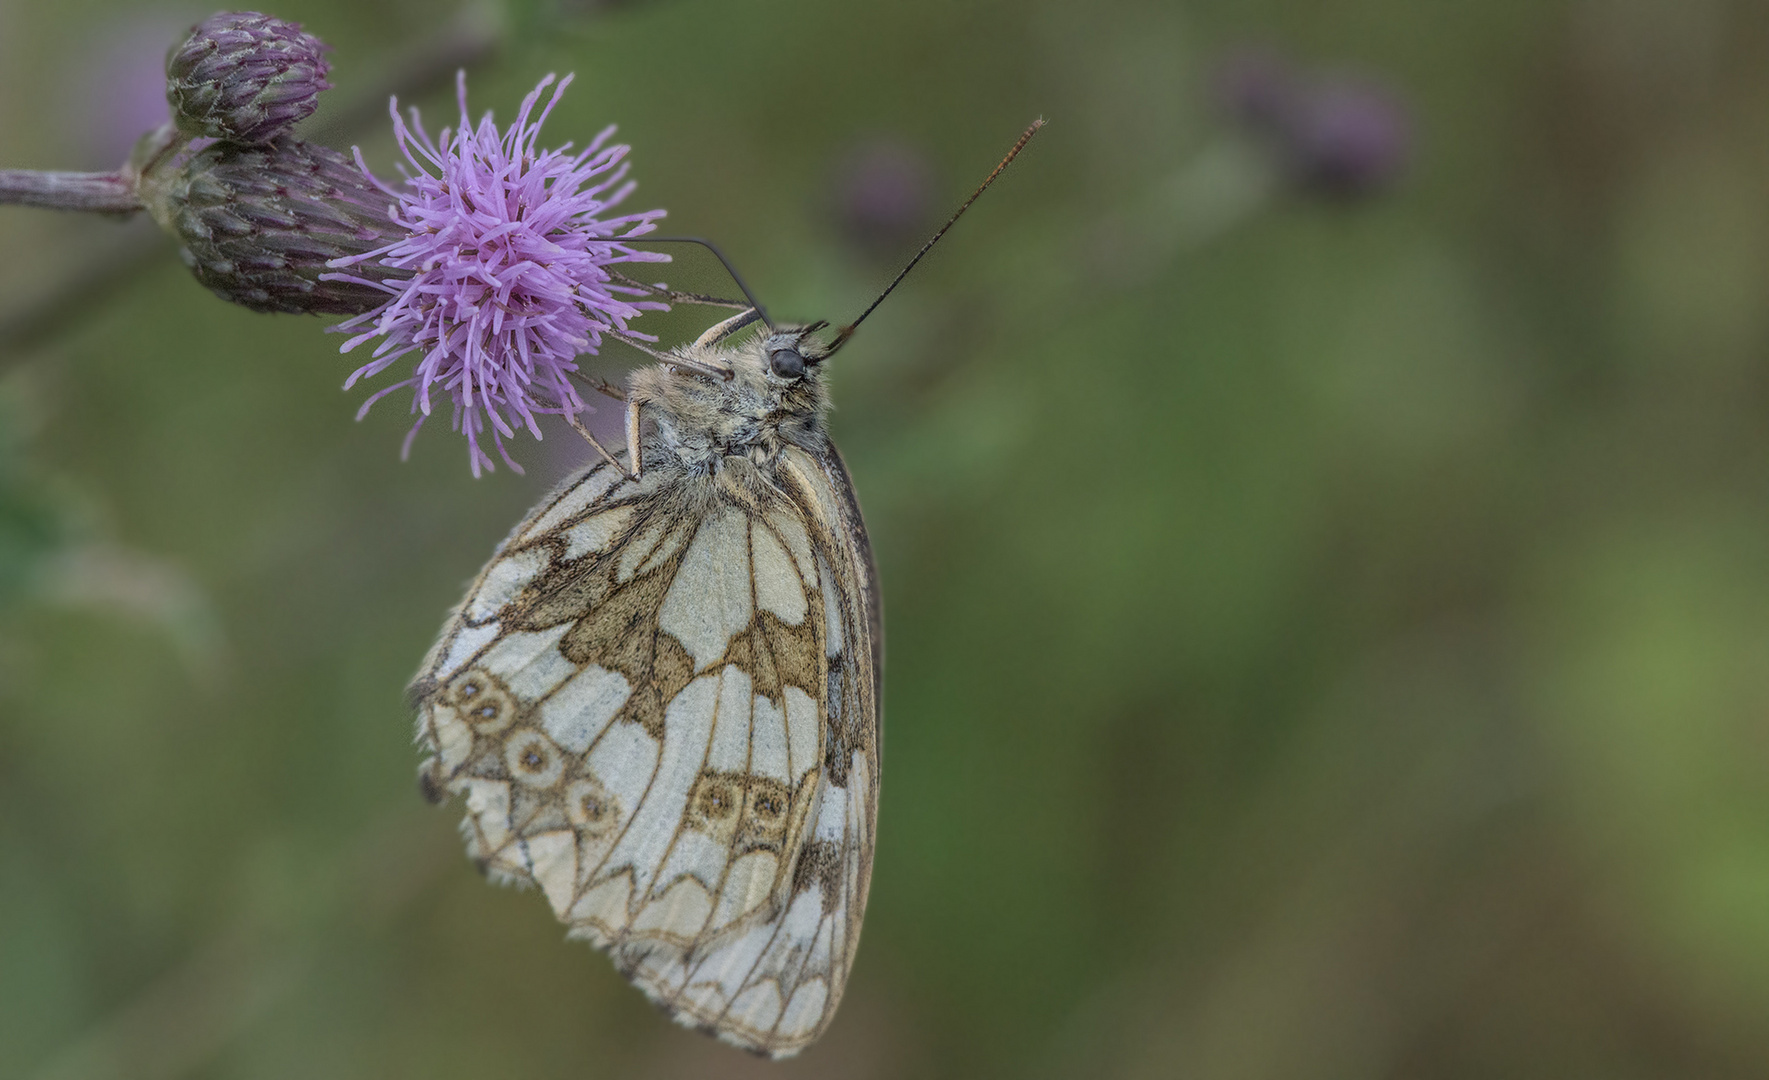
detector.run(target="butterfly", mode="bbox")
[405,119,1039,1058]
[407,308,879,1057]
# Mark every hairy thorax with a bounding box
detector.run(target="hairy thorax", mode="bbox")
[628,336,831,483]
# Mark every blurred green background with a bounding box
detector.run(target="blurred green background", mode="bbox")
[4,0,1769,1077]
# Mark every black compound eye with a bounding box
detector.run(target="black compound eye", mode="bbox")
[768,348,806,379]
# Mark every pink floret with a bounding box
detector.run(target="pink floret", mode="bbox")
[326,72,667,475]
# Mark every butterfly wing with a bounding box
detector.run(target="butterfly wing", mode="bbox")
[614,445,881,1056]
[410,445,880,1058]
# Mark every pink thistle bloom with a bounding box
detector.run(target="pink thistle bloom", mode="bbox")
[326,72,668,476]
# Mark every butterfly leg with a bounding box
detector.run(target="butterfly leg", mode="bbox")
[691,307,764,349]
[571,372,629,403]
[607,270,750,311]
[607,330,734,381]
[625,398,644,480]
[564,409,626,473]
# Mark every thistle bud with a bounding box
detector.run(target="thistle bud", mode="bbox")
[166,12,330,146]
[1214,48,1411,201]
[138,137,405,314]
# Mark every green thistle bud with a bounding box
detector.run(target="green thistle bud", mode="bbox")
[166,12,331,146]
[138,137,405,315]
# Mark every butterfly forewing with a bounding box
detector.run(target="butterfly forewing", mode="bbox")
[411,438,879,1058]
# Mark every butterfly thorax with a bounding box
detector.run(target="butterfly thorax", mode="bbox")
[628,334,831,479]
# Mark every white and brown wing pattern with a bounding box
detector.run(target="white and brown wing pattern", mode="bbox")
[410,441,880,1058]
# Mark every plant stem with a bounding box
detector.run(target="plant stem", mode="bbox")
[0,169,141,213]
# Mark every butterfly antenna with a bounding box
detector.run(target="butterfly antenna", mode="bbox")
[628,236,776,330]
[825,117,1045,357]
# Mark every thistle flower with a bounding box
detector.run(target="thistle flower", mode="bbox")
[325,73,668,476]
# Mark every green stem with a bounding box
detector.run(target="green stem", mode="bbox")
[0,169,141,213]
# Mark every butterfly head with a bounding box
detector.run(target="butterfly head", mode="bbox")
[763,323,831,382]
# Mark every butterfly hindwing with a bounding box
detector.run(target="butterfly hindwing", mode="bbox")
[411,443,878,1058]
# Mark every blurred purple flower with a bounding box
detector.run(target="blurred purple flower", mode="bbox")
[74,14,183,167]
[831,136,934,255]
[1214,48,1412,200]
[1285,77,1411,198]
[326,72,668,476]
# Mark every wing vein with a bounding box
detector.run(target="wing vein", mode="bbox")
[576,511,706,893]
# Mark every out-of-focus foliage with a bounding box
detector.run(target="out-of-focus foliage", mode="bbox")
[2,0,1768,1077]
[0,380,70,609]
